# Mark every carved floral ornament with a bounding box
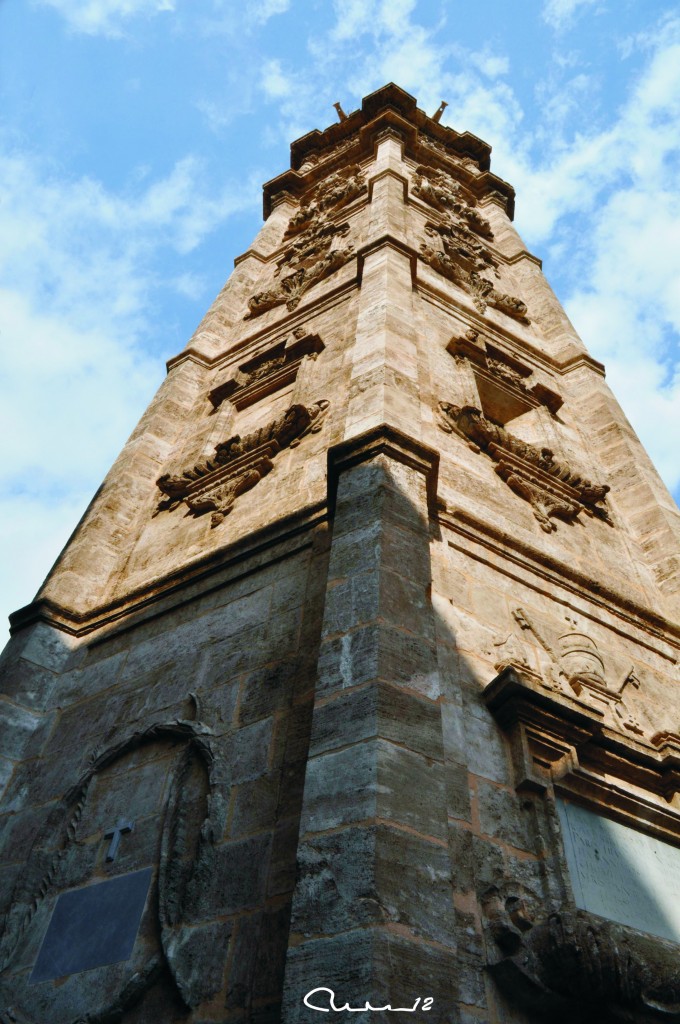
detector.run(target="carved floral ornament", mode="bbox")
[155,400,330,528]
[413,163,530,324]
[245,165,367,320]
[438,402,611,532]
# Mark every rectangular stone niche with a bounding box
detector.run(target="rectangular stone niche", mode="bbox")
[557,799,680,944]
[30,867,152,983]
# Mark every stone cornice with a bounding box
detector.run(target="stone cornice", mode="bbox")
[9,501,329,641]
[484,666,680,840]
[262,83,515,220]
[327,425,440,513]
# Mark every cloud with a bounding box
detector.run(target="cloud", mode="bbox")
[542,0,600,32]
[34,0,175,36]
[261,59,293,99]
[0,145,257,632]
[247,0,290,25]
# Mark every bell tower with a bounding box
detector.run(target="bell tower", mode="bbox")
[2,83,680,1023]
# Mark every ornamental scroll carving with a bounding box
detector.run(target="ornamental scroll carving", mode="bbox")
[438,402,611,531]
[155,400,329,528]
[414,164,529,324]
[245,165,366,320]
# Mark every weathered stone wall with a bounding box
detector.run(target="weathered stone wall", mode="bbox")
[0,531,329,1022]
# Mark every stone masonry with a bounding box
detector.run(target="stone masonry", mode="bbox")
[1,83,680,1023]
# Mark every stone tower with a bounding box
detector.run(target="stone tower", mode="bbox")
[2,83,680,1024]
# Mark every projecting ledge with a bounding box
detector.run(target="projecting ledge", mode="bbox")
[355,234,418,286]
[327,425,439,513]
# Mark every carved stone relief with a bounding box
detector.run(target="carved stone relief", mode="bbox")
[492,608,644,735]
[245,166,366,320]
[438,402,611,531]
[155,400,330,528]
[413,164,528,323]
[448,328,563,419]
[0,715,228,1023]
[208,330,325,411]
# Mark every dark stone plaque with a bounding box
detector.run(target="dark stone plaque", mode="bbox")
[30,867,152,983]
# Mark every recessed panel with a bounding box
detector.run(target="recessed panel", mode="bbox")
[557,799,680,944]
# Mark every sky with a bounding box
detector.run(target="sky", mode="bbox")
[1,0,679,636]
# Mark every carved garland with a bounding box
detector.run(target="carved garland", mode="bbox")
[155,400,330,528]
[438,402,611,532]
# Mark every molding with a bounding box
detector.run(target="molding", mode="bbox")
[327,424,439,512]
[233,248,269,266]
[166,347,214,372]
[505,249,543,269]
[484,666,680,841]
[366,167,409,202]
[355,234,419,286]
[262,84,517,220]
[557,351,607,377]
[439,506,680,656]
[9,501,329,641]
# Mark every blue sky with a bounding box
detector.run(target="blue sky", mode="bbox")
[1,0,679,634]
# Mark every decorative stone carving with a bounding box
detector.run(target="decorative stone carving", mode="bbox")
[245,214,354,318]
[421,224,529,323]
[155,400,330,527]
[484,890,680,1022]
[412,166,529,323]
[208,331,325,411]
[245,164,366,318]
[285,163,367,238]
[483,662,680,815]
[493,608,644,735]
[413,166,491,237]
[438,403,611,531]
[0,716,228,1022]
[448,329,562,418]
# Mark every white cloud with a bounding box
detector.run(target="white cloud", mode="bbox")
[34,0,175,36]
[247,0,290,25]
[261,59,293,99]
[542,0,600,32]
[0,146,257,633]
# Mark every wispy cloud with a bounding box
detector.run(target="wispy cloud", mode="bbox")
[0,145,256,623]
[34,0,175,36]
[542,0,600,32]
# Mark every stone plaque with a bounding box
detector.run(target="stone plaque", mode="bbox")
[30,867,152,983]
[557,799,680,943]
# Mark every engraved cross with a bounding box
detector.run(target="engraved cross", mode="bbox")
[104,818,134,862]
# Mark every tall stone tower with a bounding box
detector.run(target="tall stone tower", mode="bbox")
[2,83,680,1024]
